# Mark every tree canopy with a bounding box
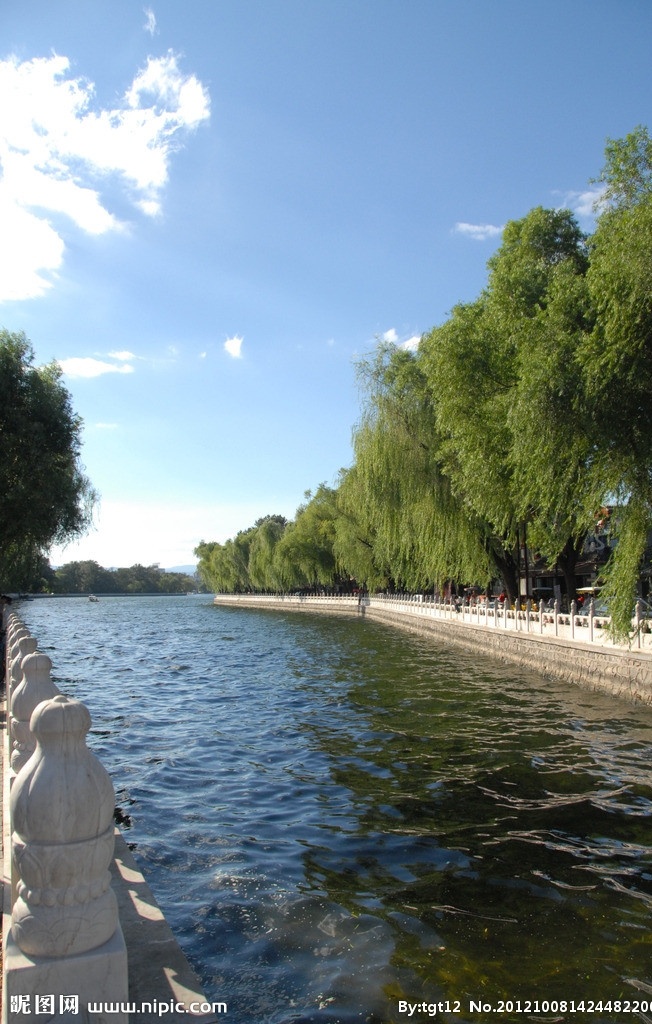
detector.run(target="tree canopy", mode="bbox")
[0,330,97,590]
[579,126,652,628]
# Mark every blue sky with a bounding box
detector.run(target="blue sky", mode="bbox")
[1,1,650,569]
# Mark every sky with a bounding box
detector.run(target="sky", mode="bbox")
[1,1,651,570]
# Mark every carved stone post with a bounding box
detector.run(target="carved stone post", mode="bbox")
[11,694,120,958]
[10,651,60,772]
[5,613,25,649]
[588,597,595,643]
[635,598,642,649]
[7,635,38,722]
[5,695,128,1022]
[6,617,28,655]
[7,625,32,699]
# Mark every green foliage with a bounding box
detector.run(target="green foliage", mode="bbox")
[0,329,97,589]
[198,530,256,593]
[578,127,652,631]
[593,125,652,211]
[418,207,593,600]
[349,342,495,591]
[332,467,381,588]
[248,516,291,591]
[0,547,56,593]
[598,500,650,639]
[505,250,597,564]
[486,205,588,316]
[54,560,115,593]
[195,518,291,593]
[422,299,516,539]
[51,560,200,594]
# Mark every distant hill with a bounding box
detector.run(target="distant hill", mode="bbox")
[166,564,198,575]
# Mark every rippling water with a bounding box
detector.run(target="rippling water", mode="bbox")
[18,595,652,1023]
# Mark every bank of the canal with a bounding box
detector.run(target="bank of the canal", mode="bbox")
[212,593,652,705]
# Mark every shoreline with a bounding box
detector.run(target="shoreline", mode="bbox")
[212,593,652,706]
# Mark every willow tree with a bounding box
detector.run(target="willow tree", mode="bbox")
[0,329,96,590]
[333,466,383,588]
[506,258,596,598]
[422,206,593,602]
[194,528,254,593]
[276,486,339,588]
[349,342,495,593]
[247,515,290,591]
[580,126,652,631]
[195,541,219,591]
[420,301,521,600]
[487,206,593,599]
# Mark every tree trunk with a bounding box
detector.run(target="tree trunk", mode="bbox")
[557,535,584,603]
[492,546,519,606]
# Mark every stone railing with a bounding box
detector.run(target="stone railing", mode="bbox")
[2,606,128,1023]
[212,591,652,650]
[366,593,652,650]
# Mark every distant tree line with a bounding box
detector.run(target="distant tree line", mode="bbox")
[39,561,199,598]
[196,127,652,635]
[49,560,201,595]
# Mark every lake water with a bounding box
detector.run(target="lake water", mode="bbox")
[18,595,652,1024]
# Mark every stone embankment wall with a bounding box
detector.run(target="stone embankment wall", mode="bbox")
[212,594,652,706]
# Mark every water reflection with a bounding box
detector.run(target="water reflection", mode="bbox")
[19,597,652,1023]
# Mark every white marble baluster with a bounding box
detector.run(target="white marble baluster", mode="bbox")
[10,651,60,772]
[11,694,120,958]
[6,622,30,692]
[7,634,37,719]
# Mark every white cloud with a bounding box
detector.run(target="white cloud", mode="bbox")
[108,349,137,361]
[0,196,65,300]
[400,335,421,351]
[454,222,504,241]
[224,335,244,359]
[2,157,119,236]
[556,186,606,222]
[0,51,210,303]
[143,7,157,35]
[380,328,420,351]
[58,357,135,378]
